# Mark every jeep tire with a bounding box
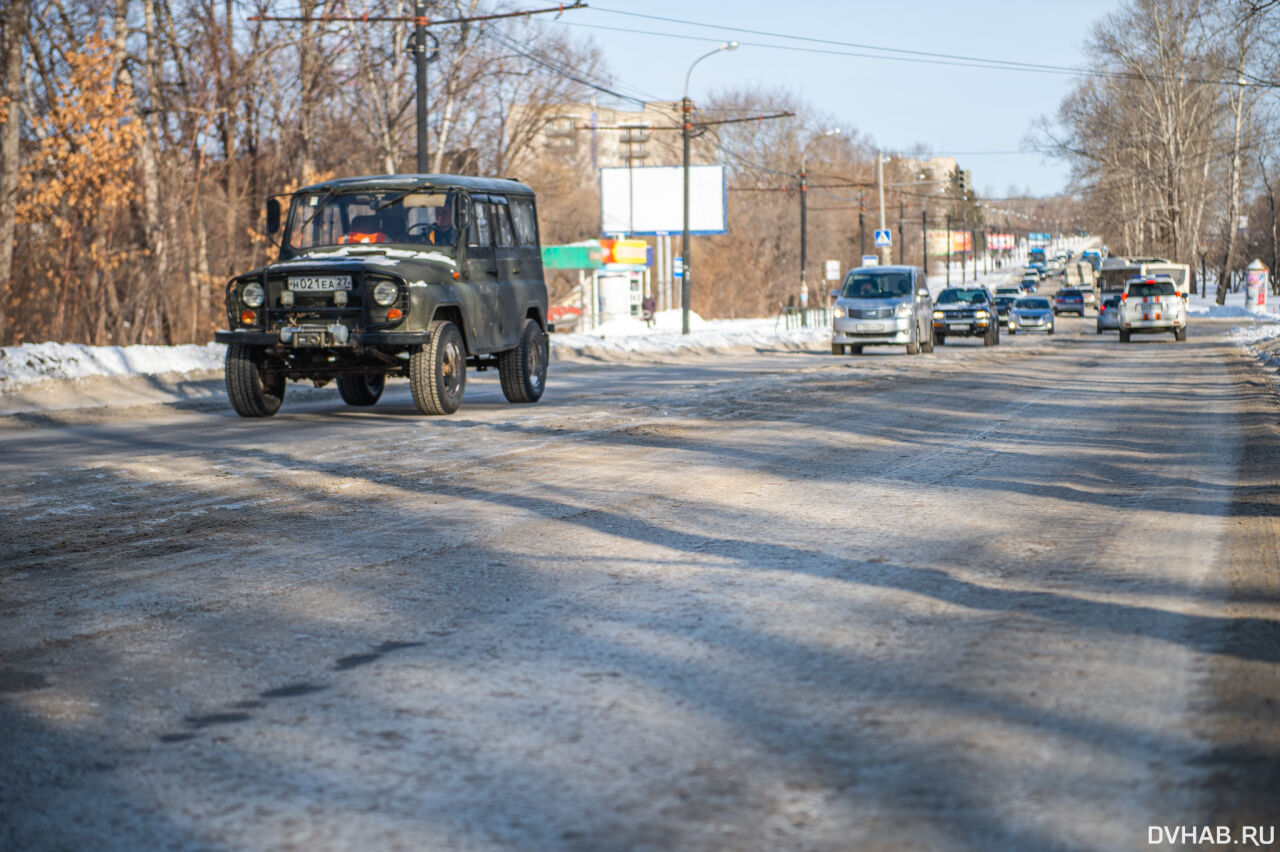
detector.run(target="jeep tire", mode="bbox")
[1174,326,1186,342]
[498,318,548,404]
[337,374,385,406]
[1120,329,1132,343]
[410,320,467,415]
[225,343,285,418]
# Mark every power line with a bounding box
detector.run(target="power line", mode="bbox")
[547,11,1278,89]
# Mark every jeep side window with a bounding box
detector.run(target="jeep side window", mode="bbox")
[469,201,492,247]
[510,197,539,246]
[492,201,516,248]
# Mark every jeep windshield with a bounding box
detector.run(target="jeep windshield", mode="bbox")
[936,288,988,305]
[839,271,912,299]
[285,189,459,251]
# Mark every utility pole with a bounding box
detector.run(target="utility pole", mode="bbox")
[252,2,585,175]
[877,152,889,265]
[922,209,928,274]
[946,214,952,286]
[413,0,429,171]
[859,192,866,259]
[898,203,904,265]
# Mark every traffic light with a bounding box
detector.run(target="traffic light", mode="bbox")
[958,169,971,198]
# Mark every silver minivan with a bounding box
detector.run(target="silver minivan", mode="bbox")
[830,265,934,355]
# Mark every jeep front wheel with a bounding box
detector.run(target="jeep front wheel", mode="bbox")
[225,343,285,418]
[498,318,548,404]
[337,374,385,406]
[410,321,466,415]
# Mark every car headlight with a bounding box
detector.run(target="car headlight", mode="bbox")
[932,310,944,319]
[895,303,912,317]
[372,280,399,307]
[241,281,265,308]
[974,309,989,318]
[833,306,846,319]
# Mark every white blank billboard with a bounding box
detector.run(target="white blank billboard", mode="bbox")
[600,165,726,236]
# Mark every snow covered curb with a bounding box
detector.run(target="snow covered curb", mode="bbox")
[0,316,830,394]
[1229,324,1280,373]
[0,342,225,391]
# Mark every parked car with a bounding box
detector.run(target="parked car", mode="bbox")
[1096,294,1122,333]
[931,286,999,346]
[1008,296,1055,335]
[1118,275,1187,342]
[215,174,550,417]
[830,265,934,355]
[1053,288,1086,316]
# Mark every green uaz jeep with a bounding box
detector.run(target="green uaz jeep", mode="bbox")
[214,174,549,417]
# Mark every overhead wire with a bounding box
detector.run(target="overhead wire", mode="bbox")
[547,8,1278,89]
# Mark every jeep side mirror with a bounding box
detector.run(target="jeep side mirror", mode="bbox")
[829,289,839,299]
[917,288,929,298]
[265,198,281,235]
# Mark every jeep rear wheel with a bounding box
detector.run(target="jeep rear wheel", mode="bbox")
[498,318,548,404]
[1174,326,1186,342]
[410,321,466,415]
[225,343,285,418]
[337,374,385,406]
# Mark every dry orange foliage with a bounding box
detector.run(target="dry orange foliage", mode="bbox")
[14,28,143,339]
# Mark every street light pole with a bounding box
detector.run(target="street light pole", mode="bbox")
[681,41,738,335]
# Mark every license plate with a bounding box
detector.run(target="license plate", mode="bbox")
[288,275,353,292]
[857,322,885,332]
[948,323,967,331]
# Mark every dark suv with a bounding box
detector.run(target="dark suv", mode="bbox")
[931,286,999,346]
[215,175,549,417]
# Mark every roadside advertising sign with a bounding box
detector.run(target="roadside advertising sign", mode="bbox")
[861,254,879,267]
[1028,232,1052,247]
[825,260,841,280]
[988,233,1015,251]
[926,230,972,256]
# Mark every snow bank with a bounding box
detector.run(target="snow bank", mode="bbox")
[555,311,827,355]
[0,342,225,390]
[1186,291,1279,319]
[0,316,830,391]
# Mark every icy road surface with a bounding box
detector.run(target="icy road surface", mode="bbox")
[1,315,1278,851]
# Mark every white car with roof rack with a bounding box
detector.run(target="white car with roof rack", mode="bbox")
[1118,274,1187,342]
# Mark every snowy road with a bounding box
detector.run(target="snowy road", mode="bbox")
[1,316,1278,851]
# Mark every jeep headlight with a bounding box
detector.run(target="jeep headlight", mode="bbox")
[833,306,846,319]
[372,281,398,307]
[895,303,912,317]
[932,310,944,319]
[241,281,265,308]
[975,309,989,318]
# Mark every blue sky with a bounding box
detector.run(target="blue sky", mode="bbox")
[537,0,1124,198]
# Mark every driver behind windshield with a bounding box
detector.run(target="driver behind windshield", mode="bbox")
[841,273,910,299]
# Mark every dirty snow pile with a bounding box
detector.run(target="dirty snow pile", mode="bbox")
[1229,323,1280,372]
[1186,290,1279,319]
[0,342,225,390]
